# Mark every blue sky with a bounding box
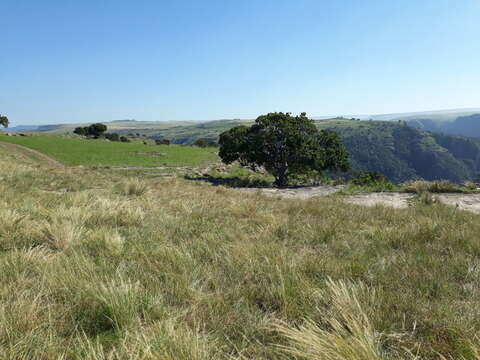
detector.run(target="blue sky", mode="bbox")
[1,0,479,125]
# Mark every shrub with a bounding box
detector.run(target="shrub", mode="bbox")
[194,139,217,148]
[120,136,130,143]
[74,123,108,138]
[402,180,461,193]
[118,178,148,196]
[351,171,388,186]
[104,133,120,142]
[155,139,171,145]
[464,181,479,191]
[417,191,436,205]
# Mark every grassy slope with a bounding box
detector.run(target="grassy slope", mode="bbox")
[2,142,480,359]
[0,134,218,167]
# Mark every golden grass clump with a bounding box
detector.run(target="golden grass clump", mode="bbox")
[274,278,388,360]
[118,178,149,196]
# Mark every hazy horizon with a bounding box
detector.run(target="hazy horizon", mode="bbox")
[4,107,480,128]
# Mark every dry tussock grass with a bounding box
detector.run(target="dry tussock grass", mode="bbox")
[1,147,480,359]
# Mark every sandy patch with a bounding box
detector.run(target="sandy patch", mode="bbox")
[239,186,343,199]
[345,192,415,209]
[435,194,480,214]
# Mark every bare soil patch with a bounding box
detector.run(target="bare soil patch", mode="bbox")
[239,185,480,214]
[435,194,480,214]
[345,192,415,209]
[239,185,344,199]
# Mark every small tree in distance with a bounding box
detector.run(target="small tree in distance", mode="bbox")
[0,115,9,128]
[219,112,349,187]
[194,139,217,148]
[74,123,108,138]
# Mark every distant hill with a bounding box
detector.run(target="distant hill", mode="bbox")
[0,125,40,132]
[311,108,480,121]
[405,113,480,138]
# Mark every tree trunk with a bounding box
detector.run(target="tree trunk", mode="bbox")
[275,166,288,187]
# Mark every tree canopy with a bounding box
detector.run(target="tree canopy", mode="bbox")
[0,115,9,128]
[73,123,107,138]
[218,112,349,187]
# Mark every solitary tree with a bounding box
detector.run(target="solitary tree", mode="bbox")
[0,115,9,128]
[218,112,349,187]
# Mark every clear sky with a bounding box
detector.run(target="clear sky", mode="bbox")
[1,0,479,125]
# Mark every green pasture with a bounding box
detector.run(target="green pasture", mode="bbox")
[0,134,219,167]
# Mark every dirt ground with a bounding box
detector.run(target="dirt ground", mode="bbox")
[435,193,480,214]
[239,185,343,199]
[240,186,480,214]
[345,192,415,209]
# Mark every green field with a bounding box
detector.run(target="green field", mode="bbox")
[0,134,219,167]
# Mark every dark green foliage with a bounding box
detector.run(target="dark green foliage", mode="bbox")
[73,127,87,136]
[351,171,388,186]
[219,112,349,187]
[119,136,130,143]
[89,123,107,137]
[218,125,250,165]
[73,123,108,138]
[193,139,217,148]
[318,120,479,183]
[155,139,171,145]
[104,133,119,142]
[0,115,9,128]
[407,114,480,138]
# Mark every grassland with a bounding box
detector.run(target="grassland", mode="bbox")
[0,134,218,167]
[2,140,480,359]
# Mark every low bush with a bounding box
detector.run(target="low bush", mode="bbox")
[193,139,217,148]
[351,171,389,186]
[402,180,462,193]
[155,139,171,145]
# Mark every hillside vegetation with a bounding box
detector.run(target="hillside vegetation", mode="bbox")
[406,114,480,139]
[2,138,480,359]
[316,120,480,183]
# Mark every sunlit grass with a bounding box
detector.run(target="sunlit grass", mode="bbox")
[0,134,218,167]
[1,145,480,359]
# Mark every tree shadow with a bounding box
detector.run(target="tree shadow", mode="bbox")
[184,174,272,188]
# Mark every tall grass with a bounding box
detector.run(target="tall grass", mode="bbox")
[1,146,480,359]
